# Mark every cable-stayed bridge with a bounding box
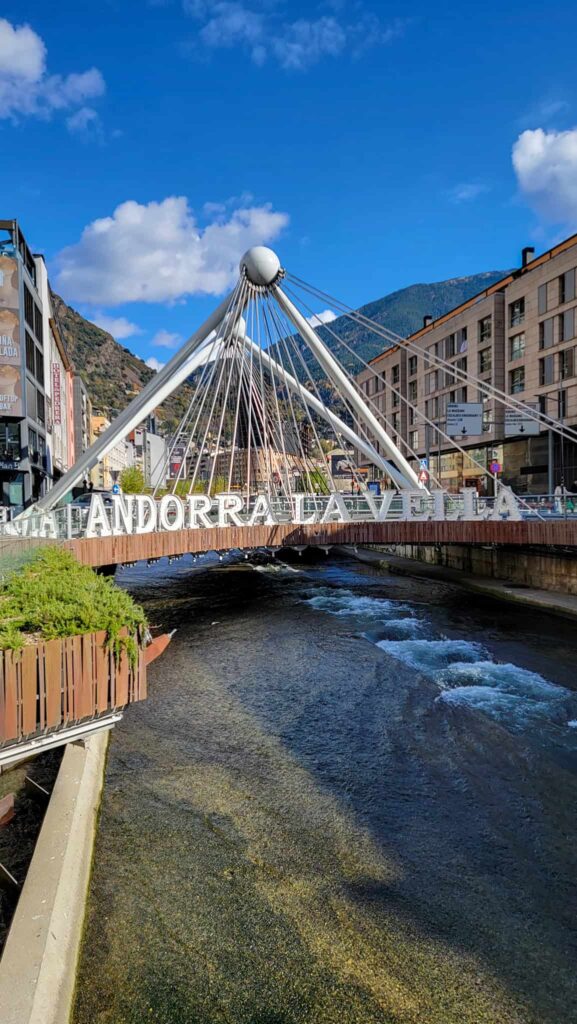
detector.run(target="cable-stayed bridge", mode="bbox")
[3,245,577,568]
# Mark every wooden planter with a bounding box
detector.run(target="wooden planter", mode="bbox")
[0,630,146,749]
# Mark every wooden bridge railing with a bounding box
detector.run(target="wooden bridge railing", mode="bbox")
[0,630,146,755]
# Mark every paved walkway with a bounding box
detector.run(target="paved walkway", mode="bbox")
[339,545,577,621]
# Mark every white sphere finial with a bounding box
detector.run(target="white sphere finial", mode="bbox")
[240,246,282,287]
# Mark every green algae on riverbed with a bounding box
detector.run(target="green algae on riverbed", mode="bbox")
[73,558,577,1024]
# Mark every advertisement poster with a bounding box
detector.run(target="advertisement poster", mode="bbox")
[0,255,23,417]
[330,450,355,478]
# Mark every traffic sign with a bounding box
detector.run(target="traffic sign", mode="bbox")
[418,457,430,485]
[504,404,540,437]
[446,402,483,437]
[490,461,502,474]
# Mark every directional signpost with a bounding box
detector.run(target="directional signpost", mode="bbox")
[504,404,540,437]
[446,402,483,438]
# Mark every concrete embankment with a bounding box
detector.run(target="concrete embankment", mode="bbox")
[0,734,108,1024]
[340,545,577,621]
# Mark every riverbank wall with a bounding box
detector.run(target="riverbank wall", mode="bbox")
[340,545,577,620]
[368,543,577,596]
[0,733,108,1024]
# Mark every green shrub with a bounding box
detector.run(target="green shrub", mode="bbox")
[0,547,147,665]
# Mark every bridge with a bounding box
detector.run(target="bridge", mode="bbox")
[3,244,577,563]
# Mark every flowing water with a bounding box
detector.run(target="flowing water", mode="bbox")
[73,553,577,1024]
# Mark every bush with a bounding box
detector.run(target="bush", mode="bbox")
[0,547,147,664]
[119,466,147,494]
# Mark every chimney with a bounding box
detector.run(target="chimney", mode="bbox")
[423,315,433,328]
[521,246,535,268]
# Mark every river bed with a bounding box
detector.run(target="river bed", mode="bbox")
[73,553,577,1024]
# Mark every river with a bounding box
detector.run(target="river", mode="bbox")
[73,551,577,1024]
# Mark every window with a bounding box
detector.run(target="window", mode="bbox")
[425,397,439,419]
[35,348,44,387]
[455,387,467,403]
[445,334,456,358]
[0,422,20,460]
[458,327,468,352]
[558,389,567,420]
[539,354,555,386]
[391,412,399,433]
[408,355,417,376]
[425,371,438,394]
[392,365,400,385]
[509,367,525,394]
[36,391,45,426]
[538,283,548,315]
[510,332,525,360]
[28,428,38,458]
[34,304,43,344]
[409,430,419,450]
[559,269,576,305]
[559,308,575,342]
[559,348,574,381]
[408,380,418,402]
[482,410,491,432]
[26,379,36,420]
[478,348,492,373]
[408,405,416,426]
[456,357,467,373]
[509,298,525,327]
[26,331,36,375]
[24,284,34,329]
[539,317,554,349]
[392,390,400,407]
[478,316,492,343]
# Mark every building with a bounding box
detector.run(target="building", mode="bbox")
[90,414,133,490]
[72,375,93,465]
[357,234,577,494]
[129,419,169,490]
[0,219,76,514]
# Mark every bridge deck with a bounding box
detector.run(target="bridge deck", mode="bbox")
[65,519,577,568]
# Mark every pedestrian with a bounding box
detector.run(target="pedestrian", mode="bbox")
[554,479,569,514]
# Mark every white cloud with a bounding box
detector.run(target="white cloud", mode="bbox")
[0,18,105,122]
[146,357,166,371]
[55,195,289,305]
[182,2,406,69]
[272,18,346,70]
[66,106,102,140]
[306,309,338,326]
[151,329,182,348]
[512,128,577,224]
[89,311,143,339]
[448,182,489,204]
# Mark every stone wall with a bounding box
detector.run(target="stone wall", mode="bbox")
[377,543,577,595]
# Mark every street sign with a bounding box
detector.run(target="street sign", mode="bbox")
[418,457,429,485]
[504,404,540,437]
[446,402,483,437]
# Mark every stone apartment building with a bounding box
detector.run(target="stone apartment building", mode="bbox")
[357,233,577,494]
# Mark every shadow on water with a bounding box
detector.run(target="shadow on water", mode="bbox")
[74,554,577,1024]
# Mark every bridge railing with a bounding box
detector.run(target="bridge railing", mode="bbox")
[1,491,572,550]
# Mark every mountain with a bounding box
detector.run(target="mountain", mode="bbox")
[53,270,511,433]
[52,295,194,434]
[286,270,512,385]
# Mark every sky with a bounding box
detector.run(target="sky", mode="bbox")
[2,0,577,371]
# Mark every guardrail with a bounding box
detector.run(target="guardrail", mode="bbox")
[0,629,146,766]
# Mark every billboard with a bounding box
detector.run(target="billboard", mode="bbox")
[330,450,356,478]
[0,256,23,418]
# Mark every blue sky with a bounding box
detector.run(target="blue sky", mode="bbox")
[2,0,577,369]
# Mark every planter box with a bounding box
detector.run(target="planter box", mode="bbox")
[0,630,146,754]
